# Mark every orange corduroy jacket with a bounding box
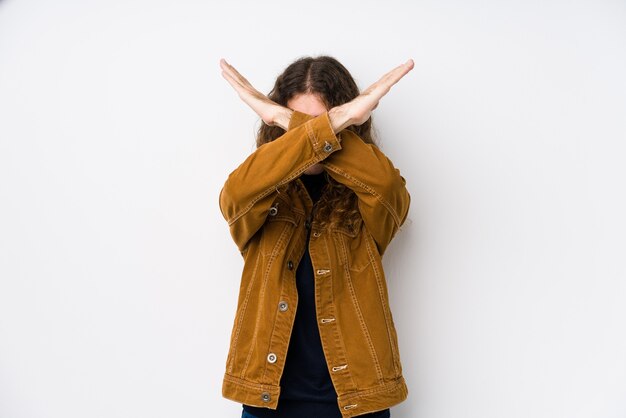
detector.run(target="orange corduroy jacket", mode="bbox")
[218,110,410,417]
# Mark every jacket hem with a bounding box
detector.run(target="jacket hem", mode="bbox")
[222,373,281,409]
[336,376,408,417]
[221,372,408,417]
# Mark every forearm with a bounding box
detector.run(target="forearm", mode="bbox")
[321,130,410,255]
[276,105,352,134]
[219,112,342,252]
[272,107,294,131]
[328,106,353,134]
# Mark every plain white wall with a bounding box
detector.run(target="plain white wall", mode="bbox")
[1,0,625,417]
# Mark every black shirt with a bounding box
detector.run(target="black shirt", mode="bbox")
[243,172,390,418]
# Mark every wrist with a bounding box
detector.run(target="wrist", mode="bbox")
[328,106,352,134]
[272,106,293,130]
[268,105,293,131]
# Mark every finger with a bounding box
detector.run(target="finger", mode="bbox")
[364,59,414,97]
[379,59,414,87]
[220,59,255,90]
[220,60,263,99]
[221,68,251,98]
[220,64,242,88]
[220,60,248,89]
[220,58,239,82]
[221,69,272,113]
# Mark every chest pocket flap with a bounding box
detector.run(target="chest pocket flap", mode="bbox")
[267,196,300,226]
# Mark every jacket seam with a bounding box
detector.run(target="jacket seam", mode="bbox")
[225,122,331,227]
[365,234,401,376]
[339,235,384,384]
[223,373,279,391]
[228,248,262,374]
[338,377,406,400]
[323,162,403,228]
[225,165,309,227]
[248,222,292,378]
[261,234,291,383]
[241,244,279,377]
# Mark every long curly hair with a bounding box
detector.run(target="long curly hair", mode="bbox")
[257,55,377,230]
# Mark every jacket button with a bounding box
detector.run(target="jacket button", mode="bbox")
[323,141,333,152]
[332,364,348,372]
[267,353,277,363]
[312,231,321,237]
[287,260,294,270]
[261,392,271,402]
[269,206,278,216]
[278,301,288,312]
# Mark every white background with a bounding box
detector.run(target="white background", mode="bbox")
[1,0,625,417]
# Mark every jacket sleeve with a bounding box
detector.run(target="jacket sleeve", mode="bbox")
[218,111,342,253]
[294,112,410,256]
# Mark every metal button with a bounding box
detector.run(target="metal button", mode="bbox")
[269,206,278,216]
[261,392,271,402]
[267,353,277,363]
[287,260,294,270]
[278,301,288,312]
[312,231,321,237]
[323,141,333,152]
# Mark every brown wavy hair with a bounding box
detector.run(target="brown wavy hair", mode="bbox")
[257,55,378,230]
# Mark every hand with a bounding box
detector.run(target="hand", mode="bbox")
[219,58,292,130]
[328,59,414,133]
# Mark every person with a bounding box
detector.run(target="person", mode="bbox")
[218,55,414,418]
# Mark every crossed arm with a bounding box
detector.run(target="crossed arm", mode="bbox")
[219,58,414,134]
[218,58,414,255]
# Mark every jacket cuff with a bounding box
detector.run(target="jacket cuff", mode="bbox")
[287,110,316,131]
[304,111,342,159]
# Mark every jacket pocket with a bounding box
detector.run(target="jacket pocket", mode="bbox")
[332,220,372,272]
[260,200,299,256]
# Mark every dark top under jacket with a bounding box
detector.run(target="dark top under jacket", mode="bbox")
[243,172,390,418]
